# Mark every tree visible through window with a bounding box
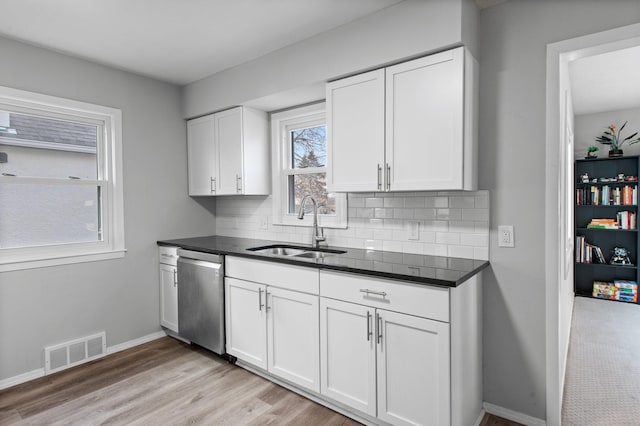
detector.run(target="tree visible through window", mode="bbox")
[288,125,336,215]
[271,103,347,228]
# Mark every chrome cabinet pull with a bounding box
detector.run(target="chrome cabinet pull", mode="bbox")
[210,176,216,193]
[173,270,177,287]
[377,164,382,190]
[366,311,372,341]
[258,288,264,311]
[377,313,383,344]
[386,164,391,191]
[265,291,271,311]
[236,174,242,193]
[360,288,387,298]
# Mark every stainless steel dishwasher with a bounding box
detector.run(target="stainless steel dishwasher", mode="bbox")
[176,249,225,355]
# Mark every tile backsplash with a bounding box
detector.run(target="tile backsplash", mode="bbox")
[215,190,489,260]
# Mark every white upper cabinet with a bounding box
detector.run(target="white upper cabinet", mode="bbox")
[186,106,270,196]
[327,69,385,192]
[186,115,216,196]
[326,46,478,192]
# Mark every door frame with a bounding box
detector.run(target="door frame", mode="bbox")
[545,22,640,425]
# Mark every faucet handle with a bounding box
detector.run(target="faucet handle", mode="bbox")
[315,227,327,246]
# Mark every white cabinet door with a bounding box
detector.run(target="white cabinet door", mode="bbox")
[320,298,376,416]
[267,287,320,392]
[159,263,178,332]
[386,47,464,191]
[326,69,385,192]
[186,114,216,195]
[225,278,267,369]
[377,309,450,426]
[215,107,244,195]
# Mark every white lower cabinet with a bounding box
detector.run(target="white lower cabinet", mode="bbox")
[320,297,450,426]
[320,298,376,416]
[267,287,319,392]
[376,310,450,426]
[159,264,179,332]
[225,257,320,392]
[225,257,482,426]
[225,277,267,369]
[158,246,178,333]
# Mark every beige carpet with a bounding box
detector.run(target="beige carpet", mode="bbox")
[562,296,640,425]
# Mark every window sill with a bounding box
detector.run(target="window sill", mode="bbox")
[0,249,126,272]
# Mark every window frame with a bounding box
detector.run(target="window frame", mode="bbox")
[271,102,347,228]
[0,85,125,272]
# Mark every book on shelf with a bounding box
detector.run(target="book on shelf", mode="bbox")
[575,236,607,264]
[616,211,637,230]
[576,185,637,206]
[586,218,619,229]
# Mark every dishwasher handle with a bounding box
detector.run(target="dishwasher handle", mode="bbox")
[177,249,223,264]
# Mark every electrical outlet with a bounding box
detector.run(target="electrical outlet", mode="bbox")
[408,221,420,240]
[259,216,268,230]
[498,225,514,248]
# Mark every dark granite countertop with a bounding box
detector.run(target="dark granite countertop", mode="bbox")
[157,235,488,288]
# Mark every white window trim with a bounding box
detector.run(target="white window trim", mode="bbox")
[271,102,347,229]
[0,137,97,154]
[0,85,125,272]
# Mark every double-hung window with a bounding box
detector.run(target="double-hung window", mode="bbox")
[271,103,347,228]
[0,86,124,271]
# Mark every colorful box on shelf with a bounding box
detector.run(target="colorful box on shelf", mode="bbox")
[614,280,638,303]
[592,281,615,300]
[592,280,638,303]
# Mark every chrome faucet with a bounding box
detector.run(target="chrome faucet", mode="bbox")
[298,195,326,248]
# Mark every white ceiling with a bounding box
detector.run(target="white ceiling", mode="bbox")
[0,0,512,88]
[0,0,403,85]
[569,45,640,116]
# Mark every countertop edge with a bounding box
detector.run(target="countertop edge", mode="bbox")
[157,237,488,288]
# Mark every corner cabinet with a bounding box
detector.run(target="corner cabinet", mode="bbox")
[326,46,478,192]
[186,106,270,196]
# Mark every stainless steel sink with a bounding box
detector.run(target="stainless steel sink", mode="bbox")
[247,244,346,259]
[293,251,332,259]
[251,246,307,256]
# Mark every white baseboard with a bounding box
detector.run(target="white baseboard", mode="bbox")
[484,402,546,426]
[473,408,487,426]
[0,330,168,391]
[107,330,167,355]
[0,368,45,390]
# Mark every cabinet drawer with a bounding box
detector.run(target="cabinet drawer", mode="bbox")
[158,246,178,266]
[226,256,319,294]
[320,271,449,322]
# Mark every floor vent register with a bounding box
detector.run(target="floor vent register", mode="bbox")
[44,331,107,375]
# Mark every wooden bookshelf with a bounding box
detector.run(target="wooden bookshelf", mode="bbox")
[575,156,639,304]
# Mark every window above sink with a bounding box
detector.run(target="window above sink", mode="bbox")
[270,103,347,229]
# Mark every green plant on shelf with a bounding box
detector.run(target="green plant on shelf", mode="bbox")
[596,121,640,151]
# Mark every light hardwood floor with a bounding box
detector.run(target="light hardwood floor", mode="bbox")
[0,337,520,425]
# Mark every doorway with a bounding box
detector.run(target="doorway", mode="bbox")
[546,23,640,425]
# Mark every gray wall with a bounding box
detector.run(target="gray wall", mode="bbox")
[183,0,475,118]
[0,36,216,380]
[575,107,640,158]
[479,0,640,419]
